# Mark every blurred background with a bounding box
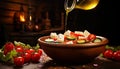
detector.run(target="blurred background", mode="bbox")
[0,0,118,46]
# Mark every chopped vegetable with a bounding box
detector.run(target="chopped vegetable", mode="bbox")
[93,38,102,43]
[45,30,103,44]
[66,36,76,40]
[77,39,86,44]
[45,38,54,42]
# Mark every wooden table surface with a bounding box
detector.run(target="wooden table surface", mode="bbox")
[0,53,120,69]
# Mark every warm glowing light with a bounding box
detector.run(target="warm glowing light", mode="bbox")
[35,25,39,29]
[20,15,25,22]
[75,0,100,10]
[30,15,32,21]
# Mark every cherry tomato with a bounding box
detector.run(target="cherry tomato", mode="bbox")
[113,50,120,61]
[25,48,35,54]
[103,49,113,59]
[4,42,15,55]
[37,49,42,55]
[14,56,24,66]
[23,52,31,63]
[53,37,57,41]
[29,48,35,54]
[31,52,41,62]
[25,49,31,54]
[87,34,96,41]
[15,46,24,53]
[70,32,83,38]
[70,32,75,35]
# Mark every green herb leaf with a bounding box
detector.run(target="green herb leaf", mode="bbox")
[33,43,40,51]
[105,45,114,50]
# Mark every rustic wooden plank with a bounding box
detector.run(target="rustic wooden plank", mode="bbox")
[0,1,38,17]
[0,2,29,12]
[2,23,15,33]
[1,0,29,5]
[0,0,39,6]
[0,17,13,24]
[0,9,15,17]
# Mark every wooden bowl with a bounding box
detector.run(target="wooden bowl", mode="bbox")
[38,36,108,63]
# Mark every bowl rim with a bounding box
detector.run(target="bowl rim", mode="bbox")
[38,36,109,48]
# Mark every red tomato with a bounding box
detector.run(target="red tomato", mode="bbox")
[29,48,35,54]
[113,50,120,61]
[70,32,75,35]
[74,32,84,37]
[37,49,42,55]
[15,46,24,53]
[103,49,113,59]
[53,37,57,41]
[31,52,41,62]
[23,52,31,63]
[87,34,96,41]
[74,33,83,37]
[14,56,24,66]
[70,32,76,37]
[25,48,35,54]
[4,42,15,55]
[25,49,31,54]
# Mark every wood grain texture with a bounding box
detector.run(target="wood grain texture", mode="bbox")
[0,0,38,24]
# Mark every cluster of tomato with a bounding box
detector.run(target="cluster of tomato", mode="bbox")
[103,46,120,61]
[0,41,42,66]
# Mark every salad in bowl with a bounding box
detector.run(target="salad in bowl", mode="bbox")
[38,30,108,63]
[45,30,103,44]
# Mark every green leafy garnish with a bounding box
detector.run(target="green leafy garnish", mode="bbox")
[0,49,17,63]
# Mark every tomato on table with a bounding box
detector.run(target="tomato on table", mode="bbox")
[103,49,113,59]
[31,52,41,62]
[23,52,31,63]
[14,56,24,66]
[29,48,35,54]
[113,50,120,61]
[4,42,15,55]
[37,49,42,55]
[15,46,24,53]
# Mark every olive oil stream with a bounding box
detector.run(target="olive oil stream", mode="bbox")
[64,0,100,31]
